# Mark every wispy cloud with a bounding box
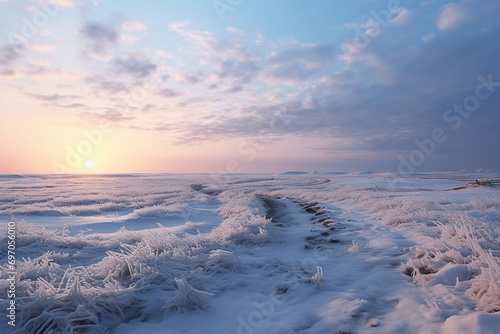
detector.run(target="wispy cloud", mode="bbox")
[176,95,221,108]
[83,109,135,122]
[265,44,335,83]
[157,88,184,98]
[169,22,262,89]
[0,69,16,77]
[391,8,411,26]
[28,93,82,101]
[216,59,259,84]
[173,70,206,84]
[38,0,80,8]
[122,20,147,31]
[437,3,465,31]
[57,103,87,109]
[26,44,56,52]
[86,75,129,95]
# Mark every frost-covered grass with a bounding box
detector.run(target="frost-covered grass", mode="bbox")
[0,173,499,333]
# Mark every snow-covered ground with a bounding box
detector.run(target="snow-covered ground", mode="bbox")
[0,173,499,333]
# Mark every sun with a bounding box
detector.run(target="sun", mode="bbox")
[85,160,94,168]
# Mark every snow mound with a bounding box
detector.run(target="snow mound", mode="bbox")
[441,312,500,334]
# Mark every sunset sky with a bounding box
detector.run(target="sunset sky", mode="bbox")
[1,0,499,174]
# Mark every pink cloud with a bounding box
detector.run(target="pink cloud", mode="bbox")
[122,20,147,32]
[438,3,465,31]
[391,8,411,26]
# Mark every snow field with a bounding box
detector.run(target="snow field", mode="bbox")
[0,173,498,333]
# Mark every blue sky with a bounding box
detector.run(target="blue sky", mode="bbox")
[0,0,499,174]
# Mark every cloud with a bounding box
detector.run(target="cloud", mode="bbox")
[303,97,322,110]
[330,18,500,160]
[157,88,184,98]
[169,22,261,88]
[20,60,80,78]
[265,44,335,83]
[27,44,56,52]
[421,33,435,42]
[38,0,80,8]
[178,74,200,84]
[165,4,500,170]
[0,55,80,79]
[122,20,147,31]
[86,75,129,94]
[84,109,135,122]
[39,28,51,36]
[437,3,465,31]
[174,70,206,84]
[155,50,172,58]
[79,21,119,56]
[28,93,82,101]
[141,103,156,113]
[0,43,25,66]
[168,20,213,48]
[0,69,16,77]
[121,34,140,43]
[176,95,221,108]
[112,52,157,78]
[216,59,259,84]
[391,8,411,25]
[172,114,275,144]
[223,85,243,94]
[57,103,87,109]
[156,102,294,145]
[56,4,499,171]
[80,21,118,43]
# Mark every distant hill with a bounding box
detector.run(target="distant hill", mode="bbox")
[281,171,355,175]
[280,171,309,175]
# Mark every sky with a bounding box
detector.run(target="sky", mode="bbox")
[0,0,499,174]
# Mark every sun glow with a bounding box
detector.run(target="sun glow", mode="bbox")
[85,160,93,168]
